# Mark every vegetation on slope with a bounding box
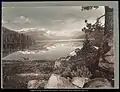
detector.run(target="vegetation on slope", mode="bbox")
[2,26,35,57]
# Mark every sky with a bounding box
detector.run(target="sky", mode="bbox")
[2,2,105,37]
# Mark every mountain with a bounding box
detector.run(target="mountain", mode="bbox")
[17,28,85,40]
[2,26,34,57]
[2,26,18,34]
[16,28,51,40]
[24,30,51,40]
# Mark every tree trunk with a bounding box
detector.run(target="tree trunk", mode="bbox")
[105,6,113,36]
[95,6,113,70]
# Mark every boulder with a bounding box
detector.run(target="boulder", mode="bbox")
[72,77,89,88]
[44,74,78,89]
[83,78,112,88]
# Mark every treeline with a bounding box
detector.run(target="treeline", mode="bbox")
[2,27,35,57]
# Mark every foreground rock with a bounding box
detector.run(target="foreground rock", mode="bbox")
[83,78,112,88]
[44,31,114,88]
[44,74,78,89]
[72,77,89,88]
[49,18,114,88]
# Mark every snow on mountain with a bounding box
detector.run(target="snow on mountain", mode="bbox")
[15,27,86,40]
[16,28,53,40]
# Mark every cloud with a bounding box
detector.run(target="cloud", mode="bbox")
[12,16,31,24]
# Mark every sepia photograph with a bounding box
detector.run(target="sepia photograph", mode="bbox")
[1,1,118,89]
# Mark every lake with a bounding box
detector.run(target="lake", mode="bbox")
[2,40,83,61]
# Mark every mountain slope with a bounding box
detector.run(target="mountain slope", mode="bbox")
[24,30,51,40]
[2,26,34,57]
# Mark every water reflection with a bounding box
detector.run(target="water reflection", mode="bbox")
[3,40,83,61]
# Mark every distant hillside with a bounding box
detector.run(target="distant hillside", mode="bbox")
[24,30,51,40]
[2,27,35,57]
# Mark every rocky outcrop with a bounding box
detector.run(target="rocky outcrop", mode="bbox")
[45,14,114,88]
[51,33,114,88]
[53,48,93,79]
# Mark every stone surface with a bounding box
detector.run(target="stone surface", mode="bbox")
[44,74,78,89]
[72,77,89,88]
[83,78,112,88]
